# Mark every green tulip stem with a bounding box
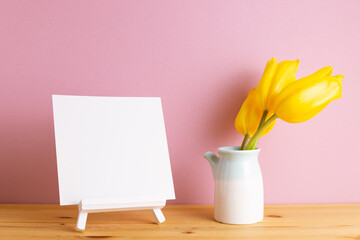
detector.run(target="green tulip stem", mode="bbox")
[244,110,268,150]
[245,113,277,150]
[243,110,268,150]
[249,136,260,150]
[258,110,268,131]
[240,133,250,150]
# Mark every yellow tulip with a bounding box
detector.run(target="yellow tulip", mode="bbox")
[242,59,343,150]
[273,67,343,123]
[254,57,299,112]
[235,88,276,138]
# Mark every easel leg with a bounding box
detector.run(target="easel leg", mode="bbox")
[152,208,165,224]
[76,211,88,231]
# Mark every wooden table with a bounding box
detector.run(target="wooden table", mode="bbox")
[0,204,359,239]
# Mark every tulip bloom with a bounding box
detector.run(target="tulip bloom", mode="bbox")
[242,59,343,150]
[273,67,343,123]
[235,88,276,149]
[254,57,299,112]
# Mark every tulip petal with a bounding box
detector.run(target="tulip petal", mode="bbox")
[235,88,275,137]
[266,60,299,111]
[255,57,278,110]
[235,103,247,136]
[235,89,256,136]
[275,75,343,123]
[273,66,334,110]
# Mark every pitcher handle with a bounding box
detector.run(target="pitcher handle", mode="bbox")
[204,152,220,178]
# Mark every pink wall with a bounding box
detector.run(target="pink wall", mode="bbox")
[1,0,359,204]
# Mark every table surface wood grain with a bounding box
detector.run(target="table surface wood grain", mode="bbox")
[0,204,359,239]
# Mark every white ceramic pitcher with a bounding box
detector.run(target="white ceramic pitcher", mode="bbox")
[204,146,263,224]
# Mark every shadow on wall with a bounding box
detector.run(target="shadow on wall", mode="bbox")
[172,71,258,204]
[0,71,258,204]
[203,71,256,146]
[0,104,59,203]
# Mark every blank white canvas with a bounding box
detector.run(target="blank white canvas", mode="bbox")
[52,95,175,205]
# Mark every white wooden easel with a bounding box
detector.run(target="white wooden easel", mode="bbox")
[76,198,166,231]
[53,96,175,231]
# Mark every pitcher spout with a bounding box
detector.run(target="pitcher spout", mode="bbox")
[204,152,220,178]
